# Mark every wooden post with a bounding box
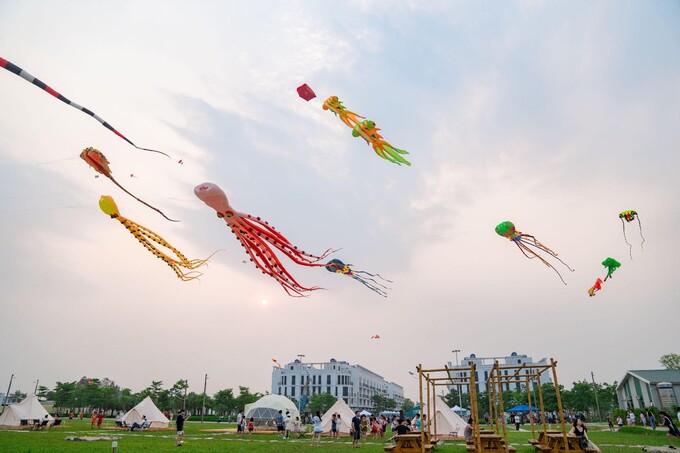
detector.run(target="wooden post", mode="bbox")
[526,376,535,439]
[470,363,480,452]
[431,378,437,439]
[550,358,569,448]
[418,365,425,453]
[536,373,546,435]
[494,362,510,453]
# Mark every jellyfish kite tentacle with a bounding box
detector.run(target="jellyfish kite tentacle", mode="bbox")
[81,148,178,222]
[637,216,646,251]
[620,216,633,260]
[518,234,575,272]
[0,57,169,158]
[619,210,645,259]
[325,258,392,297]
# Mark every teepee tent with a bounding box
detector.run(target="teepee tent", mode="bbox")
[0,393,53,427]
[321,398,355,435]
[244,394,299,428]
[432,395,466,437]
[121,396,169,428]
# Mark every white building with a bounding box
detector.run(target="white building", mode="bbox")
[446,352,552,394]
[271,358,404,411]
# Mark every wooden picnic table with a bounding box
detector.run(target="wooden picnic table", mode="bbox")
[543,433,596,452]
[384,433,435,452]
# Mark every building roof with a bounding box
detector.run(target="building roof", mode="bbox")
[617,370,680,389]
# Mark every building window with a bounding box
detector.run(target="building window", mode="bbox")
[292,376,296,385]
[291,387,295,396]
[327,375,331,385]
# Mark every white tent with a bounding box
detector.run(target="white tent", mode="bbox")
[121,396,169,428]
[244,394,299,428]
[0,393,53,427]
[432,396,466,437]
[359,409,371,416]
[321,398,355,435]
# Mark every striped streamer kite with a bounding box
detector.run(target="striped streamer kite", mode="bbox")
[0,56,168,158]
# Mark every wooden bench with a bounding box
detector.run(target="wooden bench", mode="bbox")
[384,446,396,452]
[532,444,552,451]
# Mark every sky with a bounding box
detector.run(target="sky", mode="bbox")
[0,0,678,402]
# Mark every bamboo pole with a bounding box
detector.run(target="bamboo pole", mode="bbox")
[494,362,509,453]
[431,377,437,439]
[418,365,424,453]
[536,373,546,436]
[470,363,480,452]
[526,376,535,439]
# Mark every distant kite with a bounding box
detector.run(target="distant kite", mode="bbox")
[297,83,316,101]
[587,278,603,297]
[602,257,621,282]
[272,359,283,369]
[324,258,392,297]
[194,182,335,297]
[80,147,177,222]
[99,196,211,281]
[495,221,574,284]
[619,210,645,260]
[0,56,168,157]
[323,96,410,166]
[371,335,381,340]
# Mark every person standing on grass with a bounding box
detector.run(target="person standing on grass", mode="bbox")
[351,411,361,448]
[97,411,104,429]
[617,416,623,429]
[310,410,323,447]
[276,409,284,437]
[660,411,680,449]
[331,414,338,439]
[248,417,254,437]
[91,411,97,429]
[640,411,647,427]
[236,409,243,437]
[648,410,657,430]
[175,409,188,447]
[284,411,293,439]
[607,416,614,431]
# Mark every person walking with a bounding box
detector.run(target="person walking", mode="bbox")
[660,411,680,449]
[236,410,244,438]
[310,410,323,447]
[640,411,647,427]
[91,411,97,429]
[331,414,338,439]
[247,417,254,437]
[284,411,293,439]
[276,410,284,437]
[514,414,521,431]
[175,409,188,447]
[97,411,104,429]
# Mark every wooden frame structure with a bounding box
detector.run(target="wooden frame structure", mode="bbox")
[417,363,485,452]
[486,357,570,450]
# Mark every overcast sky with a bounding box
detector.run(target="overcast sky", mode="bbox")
[0,0,678,402]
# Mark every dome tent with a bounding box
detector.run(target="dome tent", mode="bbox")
[244,394,299,428]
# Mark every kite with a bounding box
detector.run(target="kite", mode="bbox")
[602,257,621,281]
[272,359,282,369]
[194,182,336,297]
[80,147,178,222]
[619,210,645,259]
[99,196,211,281]
[0,56,169,158]
[352,119,410,166]
[495,221,575,284]
[371,335,381,340]
[297,83,316,101]
[322,96,364,128]
[324,258,392,297]
[587,278,603,297]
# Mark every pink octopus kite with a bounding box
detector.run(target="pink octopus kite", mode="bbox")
[194,182,335,296]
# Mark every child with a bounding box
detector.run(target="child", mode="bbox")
[293,416,302,438]
[248,417,254,437]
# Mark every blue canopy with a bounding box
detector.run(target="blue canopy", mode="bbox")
[506,405,538,413]
[405,405,420,418]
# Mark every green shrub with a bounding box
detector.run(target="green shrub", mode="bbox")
[618,426,666,436]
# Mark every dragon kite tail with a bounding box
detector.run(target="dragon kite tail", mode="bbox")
[0,56,169,158]
[381,144,411,166]
[108,176,179,222]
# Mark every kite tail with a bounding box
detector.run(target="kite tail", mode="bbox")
[516,242,568,285]
[637,217,646,251]
[521,239,575,272]
[109,176,179,222]
[354,269,394,284]
[621,218,633,260]
[0,56,170,159]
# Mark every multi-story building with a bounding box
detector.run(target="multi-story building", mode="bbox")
[446,352,552,394]
[271,358,404,411]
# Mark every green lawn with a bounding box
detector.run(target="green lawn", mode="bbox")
[0,420,675,452]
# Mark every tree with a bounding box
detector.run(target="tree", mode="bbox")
[659,353,680,370]
[36,385,50,401]
[401,398,415,413]
[213,388,236,415]
[308,392,337,414]
[53,382,77,410]
[170,380,189,410]
[371,395,396,413]
[235,386,260,411]
[565,380,595,412]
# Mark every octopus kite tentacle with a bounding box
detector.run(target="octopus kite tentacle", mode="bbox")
[194,182,336,297]
[81,147,178,222]
[496,221,574,285]
[325,258,392,297]
[0,57,169,158]
[99,196,212,281]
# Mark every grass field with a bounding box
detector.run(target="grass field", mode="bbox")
[0,420,674,452]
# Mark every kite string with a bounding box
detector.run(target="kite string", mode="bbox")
[637,216,646,251]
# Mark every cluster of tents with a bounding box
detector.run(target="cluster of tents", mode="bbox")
[1,393,468,437]
[0,394,170,429]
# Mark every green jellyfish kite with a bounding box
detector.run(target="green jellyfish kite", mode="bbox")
[619,210,645,260]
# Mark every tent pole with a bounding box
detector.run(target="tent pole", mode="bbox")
[1,374,14,415]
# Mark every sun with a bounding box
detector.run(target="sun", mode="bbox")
[261,299,268,305]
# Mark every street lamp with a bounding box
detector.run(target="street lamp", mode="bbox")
[452,350,462,409]
[297,355,305,411]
